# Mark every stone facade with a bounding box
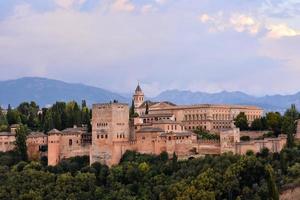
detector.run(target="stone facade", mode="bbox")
[48,127,91,166]
[26,132,48,160]
[133,84,144,109]
[0,128,48,159]
[220,128,240,154]
[90,102,201,166]
[148,104,263,131]
[219,128,287,155]
[134,86,263,132]
[90,103,131,166]
[88,85,286,167]
[236,135,287,155]
[0,132,15,152]
[89,100,286,167]
[0,85,288,167]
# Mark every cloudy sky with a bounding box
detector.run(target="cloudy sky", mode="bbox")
[0,0,300,96]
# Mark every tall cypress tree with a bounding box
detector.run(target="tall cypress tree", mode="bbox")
[15,125,29,161]
[265,164,279,200]
[130,100,135,118]
[286,123,295,148]
[145,102,149,115]
[82,100,87,108]
[43,110,54,132]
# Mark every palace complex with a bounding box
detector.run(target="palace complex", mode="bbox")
[0,85,292,166]
[89,85,285,166]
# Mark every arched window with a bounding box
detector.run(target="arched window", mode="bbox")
[69,139,72,146]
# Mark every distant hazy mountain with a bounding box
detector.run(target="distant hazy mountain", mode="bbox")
[152,90,300,112]
[0,77,299,111]
[0,77,129,107]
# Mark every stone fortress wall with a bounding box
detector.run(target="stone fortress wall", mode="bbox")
[0,84,289,167]
[0,125,47,160]
[48,127,91,166]
[87,84,286,166]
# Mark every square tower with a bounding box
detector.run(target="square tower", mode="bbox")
[90,102,130,165]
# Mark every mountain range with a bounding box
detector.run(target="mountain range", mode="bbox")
[0,77,128,107]
[0,77,299,112]
[152,90,300,112]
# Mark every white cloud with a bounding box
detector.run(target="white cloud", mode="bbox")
[199,14,212,23]
[199,13,260,35]
[1,1,300,95]
[230,14,260,35]
[0,3,178,92]
[266,24,300,38]
[54,0,86,9]
[198,12,227,32]
[111,0,135,12]
[200,12,300,39]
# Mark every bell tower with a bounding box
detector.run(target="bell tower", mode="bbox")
[133,83,144,109]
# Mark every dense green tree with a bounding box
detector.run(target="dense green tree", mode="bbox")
[265,164,279,200]
[240,136,250,141]
[15,125,29,161]
[266,112,282,136]
[129,100,135,118]
[66,101,81,127]
[16,102,40,130]
[51,102,67,130]
[234,112,249,131]
[1,104,300,200]
[81,100,87,109]
[81,106,90,125]
[261,116,268,130]
[43,109,54,132]
[284,104,299,121]
[280,104,299,148]
[172,152,178,171]
[6,104,21,125]
[0,106,8,131]
[0,146,300,200]
[251,118,264,130]
[194,128,219,140]
[145,102,149,115]
[282,116,295,148]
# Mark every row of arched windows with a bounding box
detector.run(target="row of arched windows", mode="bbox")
[97,134,108,139]
[117,134,126,139]
[184,114,207,121]
[97,123,108,127]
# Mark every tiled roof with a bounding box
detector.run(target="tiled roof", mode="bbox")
[154,104,262,110]
[138,101,176,109]
[152,120,179,124]
[135,84,142,92]
[61,127,87,134]
[10,124,20,128]
[0,132,15,136]
[27,132,47,138]
[140,113,174,118]
[138,101,157,108]
[48,129,61,134]
[160,131,194,137]
[137,127,164,132]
